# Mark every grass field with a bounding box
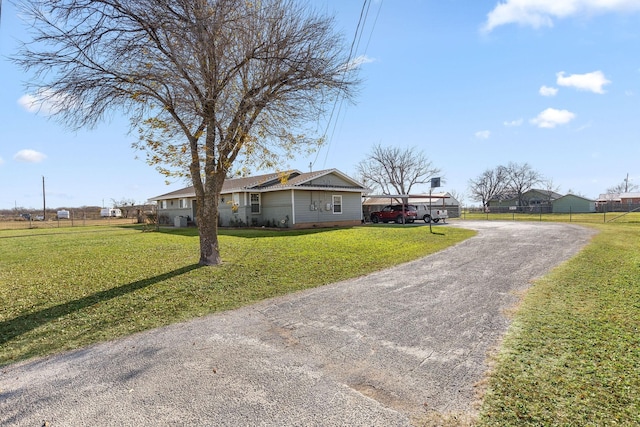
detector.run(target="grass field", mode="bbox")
[2,220,638,425]
[0,224,474,367]
[477,222,640,426]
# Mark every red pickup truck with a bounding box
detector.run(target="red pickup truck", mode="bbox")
[369,204,418,224]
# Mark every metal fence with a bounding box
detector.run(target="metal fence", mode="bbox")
[460,208,640,224]
[595,202,640,213]
[0,215,139,230]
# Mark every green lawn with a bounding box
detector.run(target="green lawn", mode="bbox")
[3,221,638,425]
[478,223,640,426]
[0,224,474,366]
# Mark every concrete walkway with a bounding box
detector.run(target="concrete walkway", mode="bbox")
[0,221,596,426]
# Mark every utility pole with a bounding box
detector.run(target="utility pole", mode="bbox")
[624,172,629,192]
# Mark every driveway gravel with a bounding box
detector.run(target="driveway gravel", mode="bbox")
[0,221,597,426]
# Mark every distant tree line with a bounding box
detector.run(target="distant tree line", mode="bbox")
[469,166,638,209]
[468,162,551,208]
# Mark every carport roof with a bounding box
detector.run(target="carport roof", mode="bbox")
[363,194,451,206]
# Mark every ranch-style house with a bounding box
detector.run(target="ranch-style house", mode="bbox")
[150,169,369,228]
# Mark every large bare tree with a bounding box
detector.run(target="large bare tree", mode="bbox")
[13,0,358,265]
[468,167,508,208]
[503,161,543,207]
[356,144,441,197]
[469,162,544,208]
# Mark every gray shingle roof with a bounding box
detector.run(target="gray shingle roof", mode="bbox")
[150,169,366,201]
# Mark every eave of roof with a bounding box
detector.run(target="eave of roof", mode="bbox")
[149,169,368,201]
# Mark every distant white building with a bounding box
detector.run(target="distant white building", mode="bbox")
[100,208,123,217]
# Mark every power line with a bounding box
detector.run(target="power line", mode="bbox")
[312,0,383,170]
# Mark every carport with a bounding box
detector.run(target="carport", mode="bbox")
[362,194,449,223]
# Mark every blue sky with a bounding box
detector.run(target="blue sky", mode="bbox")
[1,0,639,210]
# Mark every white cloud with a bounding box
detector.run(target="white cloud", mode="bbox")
[342,55,375,72]
[18,93,42,113]
[482,0,640,32]
[0,157,4,166]
[14,149,47,163]
[539,85,558,96]
[574,122,592,132]
[504,118,523,127]
[556,71,611,94]
[530,108,576,128]
[475,130,491,139]
[18,88,75,115]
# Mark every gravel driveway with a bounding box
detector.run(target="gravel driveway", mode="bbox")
[0,221,596,426]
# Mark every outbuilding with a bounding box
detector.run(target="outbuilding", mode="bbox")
[552,194,596,213]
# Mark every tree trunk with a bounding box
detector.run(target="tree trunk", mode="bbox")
[195,177,223,266]
[197,214,222,266]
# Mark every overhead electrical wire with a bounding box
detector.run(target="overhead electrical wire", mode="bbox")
[311,0,383,171]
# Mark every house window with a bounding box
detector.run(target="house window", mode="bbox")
[332,195,342,214]
[250,193,261,213]
[160,200,167,209]
[179,198,190,209]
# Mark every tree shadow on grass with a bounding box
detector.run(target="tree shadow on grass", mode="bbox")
[0,264,202,349]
